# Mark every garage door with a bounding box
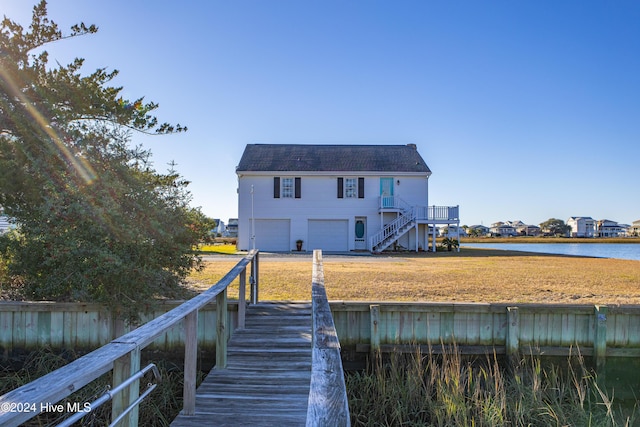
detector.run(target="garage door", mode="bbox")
[254,219,290,252]
[308,220,349,252]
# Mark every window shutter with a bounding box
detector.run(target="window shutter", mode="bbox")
[295,177,301,198]
[337,177,344,198]
[273,177,280,198]
[358,177,365,198]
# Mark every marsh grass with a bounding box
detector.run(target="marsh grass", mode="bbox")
[0,348,205,426]
[346,345,638,426]
[187,250,640,304]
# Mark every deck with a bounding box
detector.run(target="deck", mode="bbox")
[171,302,313,426]
[0,250,349,427]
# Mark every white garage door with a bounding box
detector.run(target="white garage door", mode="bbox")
[308,220,349,252]
[254,219,290,252]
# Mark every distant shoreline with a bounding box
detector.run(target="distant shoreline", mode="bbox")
[459,236,640,244]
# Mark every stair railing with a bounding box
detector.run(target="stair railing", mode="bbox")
[370,207,416,251]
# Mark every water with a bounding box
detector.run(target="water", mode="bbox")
[461,242,640,261]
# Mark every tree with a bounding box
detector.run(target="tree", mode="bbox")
[539,218,571,237]
[0,2,205,322]
[439,237,459,252]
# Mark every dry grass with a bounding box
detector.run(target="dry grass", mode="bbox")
[187,249,640,304]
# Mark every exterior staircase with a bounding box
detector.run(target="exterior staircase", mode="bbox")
[370,199,460,253]
[370,207,417,253]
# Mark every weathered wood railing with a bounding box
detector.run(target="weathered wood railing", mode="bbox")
[0,250,260,427]
[307,250,350,426]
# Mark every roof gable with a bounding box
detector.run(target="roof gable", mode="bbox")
[236,144,431,173]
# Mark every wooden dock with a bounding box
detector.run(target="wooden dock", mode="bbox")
[171,302,313,427]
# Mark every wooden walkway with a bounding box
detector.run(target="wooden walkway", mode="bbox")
[171,302,313,426]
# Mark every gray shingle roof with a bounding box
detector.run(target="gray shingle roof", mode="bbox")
[236,144,431,173]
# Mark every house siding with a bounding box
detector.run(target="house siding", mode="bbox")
[237,173,429,251]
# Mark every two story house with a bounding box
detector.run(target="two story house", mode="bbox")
[567,216,596,238]
[489,222,517,237]
[236,144,459,252]
[597,219,625,237]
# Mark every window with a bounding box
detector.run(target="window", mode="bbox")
[345,178,357,198]
[274,177,301,199]
[282,178,294,198]
[337,177,364,198]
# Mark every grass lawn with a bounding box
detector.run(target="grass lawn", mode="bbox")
[187,248,640,304]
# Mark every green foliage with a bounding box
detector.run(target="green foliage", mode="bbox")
[0,2,204,321]
[347,348,637,426]
[439,237,460,251]
[540,218,571,236]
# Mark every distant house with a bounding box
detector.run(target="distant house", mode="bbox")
[490,222,516,237]
[442,225,467,238]
[506,220,541,236]
[596,219,624,237]
[630,220,640,237]
[468,224,489,236]
[226,218,238,237]
[618,224,631,237]
[567,216,596,238]
[0,214,9,234]
[235,144,460,252]
[212,219,226,236]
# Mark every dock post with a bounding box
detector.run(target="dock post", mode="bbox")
[594,305,607,379]
[112,346,141,426]
[506,307,520,363]
[216,289,228,369]
[250,251,259,304]
[370,304,380,356]
[238,268,246,329]
[183,310,198,415]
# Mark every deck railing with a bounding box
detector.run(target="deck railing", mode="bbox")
[378,196,460,221]
[0,250,260,427]
[307,250,350,426]
[379,196,412,211]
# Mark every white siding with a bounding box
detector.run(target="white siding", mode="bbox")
[237,172,430,251]
[0,216,10,234]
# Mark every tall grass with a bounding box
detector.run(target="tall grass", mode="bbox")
[0,348,205,426]
[346,345,638,426]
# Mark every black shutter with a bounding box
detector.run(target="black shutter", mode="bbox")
[337,177,344,198]
[295,177,301,198]
[273,177,280,198]
[358,177,365,198]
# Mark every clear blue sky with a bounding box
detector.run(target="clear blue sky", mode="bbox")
[5,1,640,226]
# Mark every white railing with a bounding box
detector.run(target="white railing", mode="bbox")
[429,205,459,221]
[370,208,417,251]
[371,205,460,252]
[414,205,459,221]
[379,196,412,211]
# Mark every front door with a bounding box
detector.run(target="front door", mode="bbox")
[355,217,367,250]
[380,177,394,208]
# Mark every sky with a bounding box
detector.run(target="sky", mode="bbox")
[3,0,640,226]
